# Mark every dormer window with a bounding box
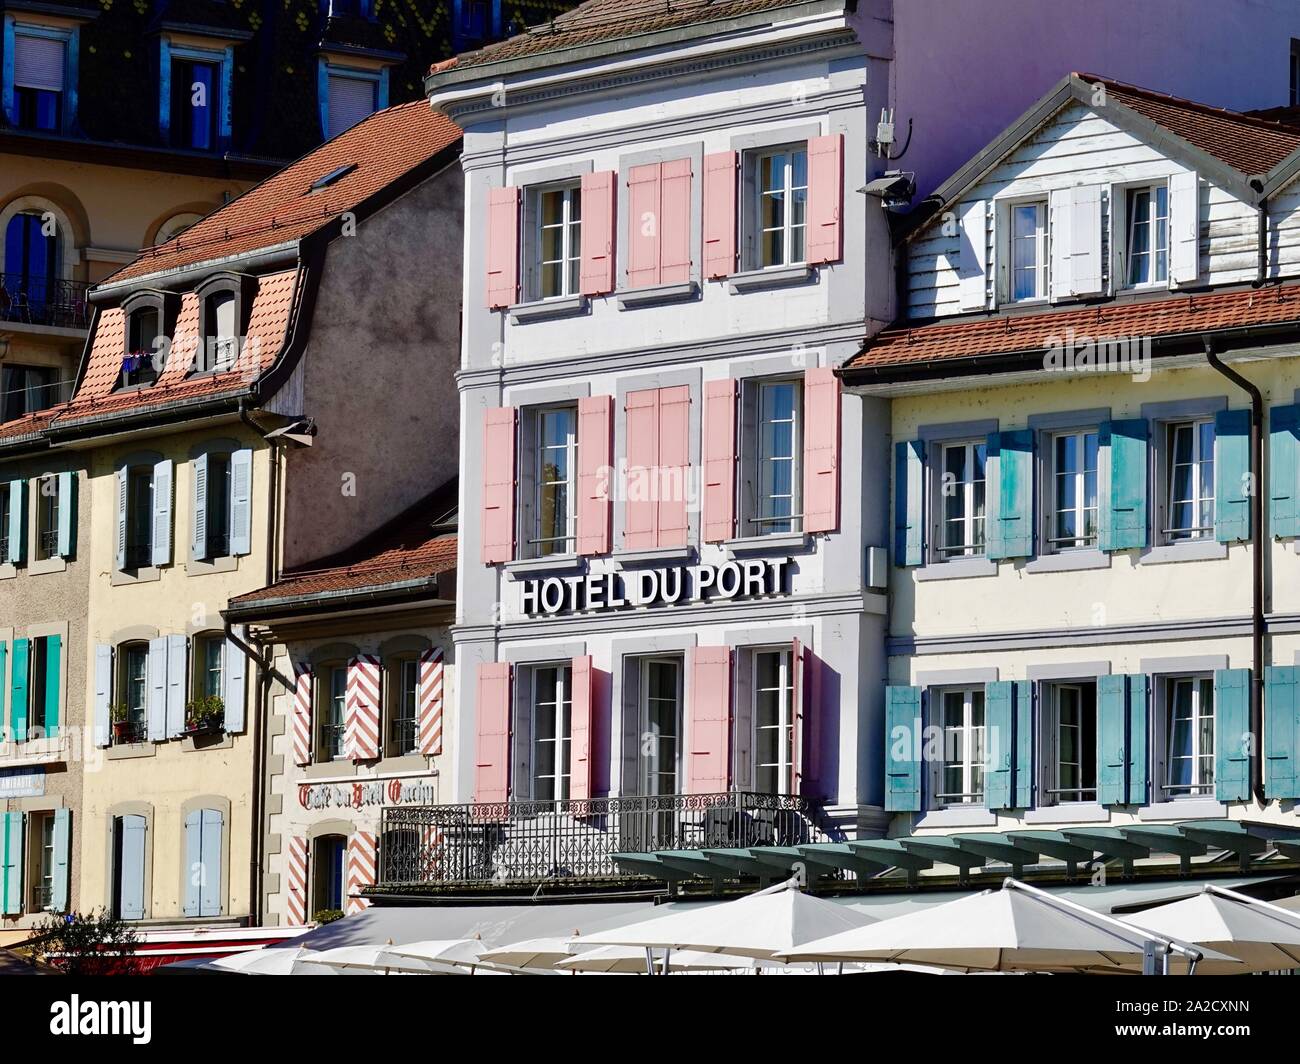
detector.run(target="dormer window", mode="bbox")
[204,290,237,370]
[1126,184,1168,287]
[1009,201,1048,301]
[123,307,161,388]
[193,274,255,375]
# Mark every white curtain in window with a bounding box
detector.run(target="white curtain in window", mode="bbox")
[15,35,65,91]
[327,75,375,138]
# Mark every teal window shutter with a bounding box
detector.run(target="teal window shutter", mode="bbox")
[884,685,922,811]
[1269,405,1300,539]
[10,638,29,744]
[118,814,147,920]
[56,470,75,558]
[1013,680,1033,808]
[1214,408,1251,543]
[984,433,1003,558]
[1099,419,1148,551]
[183,810,202,917]
[983,680,1014,809]
[1265,665,1300,800]
[988,431,1033,560]
[1126,673,1149,806]
[51,809,71,913]
[893,440,924,567]
[0,642,6,743]
[1214,668,1252,802]
[2,812,23,915]
[43,635,60,738]
[6,479,25,564]
[200,809,223,916]
[1096,674,1128,805]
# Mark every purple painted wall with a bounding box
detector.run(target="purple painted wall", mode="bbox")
[888,0,1300,199]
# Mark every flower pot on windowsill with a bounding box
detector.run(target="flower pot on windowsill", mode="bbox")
[184,696,225,738]
[112,721,136,744]
[183,720,225,738]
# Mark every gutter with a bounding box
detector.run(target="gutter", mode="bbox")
[222,573,451,624]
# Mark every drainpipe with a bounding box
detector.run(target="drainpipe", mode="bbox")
[1204,337,1267,804]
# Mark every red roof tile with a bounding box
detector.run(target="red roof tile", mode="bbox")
[846,283,1300,373]
[0,404,65,445]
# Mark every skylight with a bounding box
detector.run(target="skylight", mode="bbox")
[309,163,357,192]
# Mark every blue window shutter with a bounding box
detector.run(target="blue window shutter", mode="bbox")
[229,448,253,557]
[1,812,22,915]
[1215,408,1251,543]
[6,478,25,564]
[147,636,168,742]
[224,633,246,733]
[51,808,70,912]
[200,809,223,916]
[893,440,924,567]
[984,433,1003,558]
[10,638,29,744]
[93,644,113,748]
[884,685,922,811]
[118,815,147,920]
[1214,668,1252,802]
[992,431,1033,559]
[984,681,1013,809]
[166,634,187,739]
[43,634,60,738]
[151,459,173,568]
[1100,419,1148,551]
[1270,405,1300,539]
[1126,673,1149,806]
[56,470,75,558]
[183,810,202,917]
[1265,665,1300,800]
[1096,674,1128,805]
[1013,680,1033,808]
[191,452,208,561]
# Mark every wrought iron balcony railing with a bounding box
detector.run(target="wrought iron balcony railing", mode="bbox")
[0,275,91,330]
[378,791,840,889]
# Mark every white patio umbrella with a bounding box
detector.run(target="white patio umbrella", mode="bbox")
[207,946,337,976]
[1124,885,1300,972]
[553,945,791,974]
[782,879,1241,974]
[479,935,584,970]
[308,940,471,975]
[581,879,873,960]
[385,938,514,974]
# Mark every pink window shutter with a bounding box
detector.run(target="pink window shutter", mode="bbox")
[579,171,616,296]
[802,367,840,533]
[486,185,520,309]
[416,646,445,756]
[480,407,517,565]
[687,646,732,794]
[569,655,595,801]
[627,163,662,289]
[291,661,313,767]
[659,158,693,284]
[656,385,691,547]
[702,378,736,542]
[345,831,376,915]
[285,836,309,926]
[474,662,512,803]
[806,134,844,266]
[345,653,381,761]
[702,151,738,280]
[576,395,613,555]
[623,388,660,549]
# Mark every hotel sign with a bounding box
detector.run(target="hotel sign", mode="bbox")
[520,558,792,618]
[298,776,436,811]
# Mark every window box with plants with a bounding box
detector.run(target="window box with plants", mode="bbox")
[110,704,145,745]
[184,696,225,737]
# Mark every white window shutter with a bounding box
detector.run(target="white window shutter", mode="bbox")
[115,468,128,571]
[1068,184,1103,296]
[229,448,253,556]
[5,479,24,565]
[151,459,173,568]
[1170,171,1200,286]
[147,636,168,742]
[957,200,988,311]
[93,644,113,748]
[1049,188,1073,302]
[56,470,75,558]
[224,631,246,734]
[166,634,188,738]
[191,453,209,561]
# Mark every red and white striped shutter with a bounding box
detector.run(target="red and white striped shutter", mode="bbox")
[656,385,691,547]
[569,655,595,801]
[474,662,512,803]
[805,134,844,266]
[291,662,313,767]
[285,835,309,926]
[576,394,613,555]
[703,378,736,542]
[624,389,660,549]
[579,170,617,296]
[802,367,840,533]
[702,151,738,280]
[486,185,520,309]
[481,407,517,565]
[792,638,805,796]
[627,163,663,288]
[659,158,692,284]
[417,646,445,756]
[345,654,381,761]
[687,646,732,794]
[345,831,376,915]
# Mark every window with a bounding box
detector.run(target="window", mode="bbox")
[754,649,795,794]
[755,380,801,535]
[115,643,149,745]
[13,33,66,132]
[125,466,154,568]
[3,212,61,323]
[326,73,378,138]
[122,308,161,388]
[1163,419,1215,543]
[1042,681,1097,805]
[458,0,491,40]
[527,183,582,300]
[532,664,572,801]
[1126,185,1169,286]
[34,476,58,561]
[1164,676,1214,797]
[641,657,682,795]
[754,147,808,268]
[937,440,987,559]
[1,365,57,422]
[316,665,348,762]
[171,59,219,151]
[27,812,56,913]
[387,658,418,757]
[525,405,577,558]
[195,634,224,700]
[933,688,985,808]
[26,637,49,735]
[311,835,346,915]
[200,452,231,559]
[1009,201,1048,301]
[202,290,238,371]
[110,814,148,920]
[1048,430,1099,551]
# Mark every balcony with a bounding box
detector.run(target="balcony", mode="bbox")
[0,276,91,331]
[376,792,841,895]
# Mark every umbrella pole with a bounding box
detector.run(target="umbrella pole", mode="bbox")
[663,948,672,975]
[645,948,654,976]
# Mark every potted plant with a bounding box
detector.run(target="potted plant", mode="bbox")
[109,704,134,744]
[184,695,225,736]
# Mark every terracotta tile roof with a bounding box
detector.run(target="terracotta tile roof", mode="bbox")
[448,0,805,70]
[0,404,64,446]
[53,270,298,425]
[846,282,1300,373]
[107,101,462,284]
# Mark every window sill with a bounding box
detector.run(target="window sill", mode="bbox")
[0,735,69,767]
[0,563,14,581]
[507,295,588,323]
[188,554,240,576]
[615,544,695,568]
[727,264,815,294]
[503,554,585,579]
[914,807,997,829]
[1137,798,1227,820]
[111,565,162,586]
[183,731,233,752]
[1023,549,1111,574]
[617,280,699,309]
[723,532,810,556]
[26,555,67,576]
[303,760,356,780]
[915,556,997,581]
[1139,539,1228,565]
[1023,802,1109,825]
[106,742,157,761]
